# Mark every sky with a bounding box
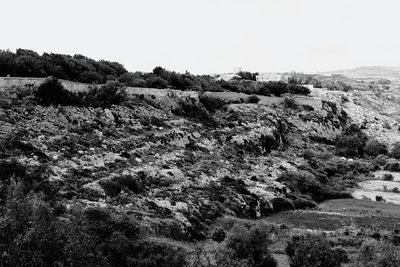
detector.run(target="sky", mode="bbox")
[1,0,400,74]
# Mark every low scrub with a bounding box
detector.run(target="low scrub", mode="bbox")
[286,234,348,267]
[83,81,127,108]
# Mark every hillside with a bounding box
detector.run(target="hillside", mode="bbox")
[2,74,400,266]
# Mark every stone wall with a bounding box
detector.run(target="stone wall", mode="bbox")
[0,77,95,93]
[0,77,44,88]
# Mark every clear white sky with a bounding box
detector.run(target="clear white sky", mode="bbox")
[1,0,400,74]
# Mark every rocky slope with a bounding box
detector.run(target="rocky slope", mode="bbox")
[0,84,358,241]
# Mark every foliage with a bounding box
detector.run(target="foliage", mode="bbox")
[364,140,387,157]
[84,81,127,108]
[246,94,260,103]
[271,197,295,212]
[211,227,227,242]
[390,142,400,159]
[199,94,229,112]
[383,173,394,181]
[236,71,258,81]
[286,234,348,267]
[100,175,144,197]
[283,97,297,109]
[355,240,400,267]
[287,84,310,95]
[335,135,364,158]
[384,161,400,172]
[277,167,354,203]
[35,77,81,106]
[225,222,277,267]
[0,49,126,83]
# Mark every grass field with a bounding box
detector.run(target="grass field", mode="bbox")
[266,198,400,231]
[318,198,400,217]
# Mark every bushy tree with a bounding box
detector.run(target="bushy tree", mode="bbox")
[271,197,295,212]
[237,71,258,81]
[225,223,277,267]
[365,140,387,157]
[390,142,400,159]
[335,135,364,157]
[84,81,127,108]
[35,77,81,106]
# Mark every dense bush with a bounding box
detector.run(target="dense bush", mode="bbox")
[286,234,348,267]
[283,97,297,109]
[211,227,227,242]
[100,175,144,197]
[199,94,229,112]
[383,173,394,181]
[277,170,352,203]
[287,84,311,95]
[390,142,400,159]
[236,71,258,81]
[83,81,127,108]
[0,182,156,266]
[225,223,277,267]
[271,197,295,212]
[365,140,387,157]
[335,134,364,157]
[0,49,126,83]
[246,94,260,103]
[35,77,81,106]
[355,240,400,267]
[384,161,400,172]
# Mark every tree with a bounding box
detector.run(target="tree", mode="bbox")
[237,71,258,81]
[35,77,81,106]
[335,135,364,157]
[365,140,387,157]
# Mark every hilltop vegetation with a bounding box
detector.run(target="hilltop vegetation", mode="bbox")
[0,49,311,96]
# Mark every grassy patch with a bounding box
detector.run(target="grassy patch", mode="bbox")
[267,210,400,231]
[318,198,400,217]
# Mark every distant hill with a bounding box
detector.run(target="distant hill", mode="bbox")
[323,66,400,81]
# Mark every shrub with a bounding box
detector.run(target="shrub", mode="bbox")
[287,84,311,95]
[384,162,400,172]
[390,142,400,159]
[129,239,187,267]
[237,71,258,81]
[259,81,288,96]
[199,94,228,112]
[84,81,127,108]
[335,134,364,158]
[271,197,295,212]
[211,227,226,242]
[302,149,315,160]
[286,234,348,267]
[383,173,394,181]
[246,94,260,103]
[0,184,72,266]
[100,175,144,197]
[283,97,297,109]
[35,77,81,106]
[355,241,400,267]
[365,140,388,157]
[225,223,277,267]
[146,76,169,89]
[277,170,352,203]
